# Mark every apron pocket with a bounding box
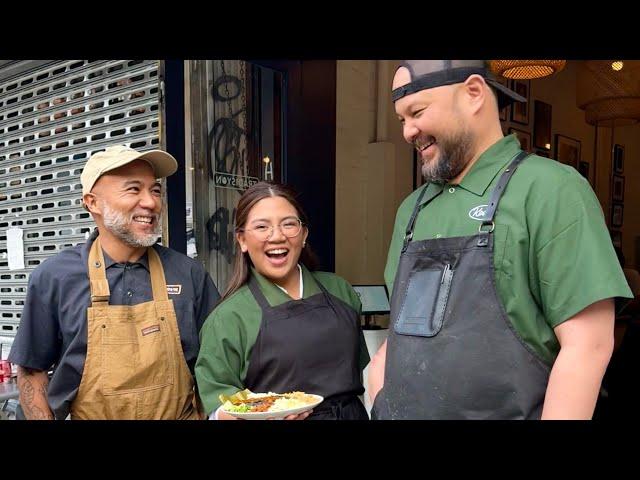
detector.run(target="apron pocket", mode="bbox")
[394,264,454,337]
[101,320,175,394]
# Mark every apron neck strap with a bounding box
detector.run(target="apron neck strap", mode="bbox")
[314,274,330,297]
[247,269,330,310]
[479,150,530,232]
[88,237,110,306]
[312,274,341,315]
[248,273,271,310]
[403,151,531,246]
[403,185,434,251]
[147,247,169,302]
[87,238,168,306]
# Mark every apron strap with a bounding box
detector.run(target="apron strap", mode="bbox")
[403,151,531,248]
[479,150,531,232]
[247,273,272,311]
[88,237,110,306]
[314,274,331,298]
[312,273,341,316]
[248,269,333,312]
[403,184,442,251]
[88,238,168,306]
[147,247,169,302]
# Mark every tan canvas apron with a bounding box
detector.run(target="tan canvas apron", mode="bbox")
[70,237,202,420]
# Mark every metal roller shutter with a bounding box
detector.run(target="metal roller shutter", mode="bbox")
[0,59,161,348]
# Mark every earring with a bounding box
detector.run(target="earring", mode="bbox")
[303,241,306,248]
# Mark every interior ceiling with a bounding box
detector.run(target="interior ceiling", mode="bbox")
[571,59,640,77]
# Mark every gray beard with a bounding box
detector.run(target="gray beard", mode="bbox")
[421,130,474,184]
[102,203,161,248]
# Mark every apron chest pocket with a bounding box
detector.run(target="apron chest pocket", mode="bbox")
[394,264,454,337]
[101,321,174,394]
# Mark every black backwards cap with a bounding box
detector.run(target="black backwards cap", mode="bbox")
[391,60,526,110]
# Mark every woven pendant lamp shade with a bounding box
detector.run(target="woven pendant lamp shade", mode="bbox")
[489,60,566,79]
[576,60,640,127]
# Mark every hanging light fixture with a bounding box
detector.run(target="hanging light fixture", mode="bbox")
[489,60,566,80]
[576,60,640,193]
[577,60,640,127]
[611,61,624,71]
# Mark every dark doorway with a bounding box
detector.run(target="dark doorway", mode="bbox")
[247,60,337,272]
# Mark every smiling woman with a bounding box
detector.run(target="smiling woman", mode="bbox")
[195,182,371,421]
[238,210,306,296]
[222,182,318,301]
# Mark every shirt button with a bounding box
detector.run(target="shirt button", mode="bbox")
[435,233,442,238]
[127,291,133,297]
[449,187,455,193]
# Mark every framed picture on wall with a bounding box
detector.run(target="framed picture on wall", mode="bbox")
[613,144,624,174]
[509,127,531,152]
[533,100,552,151]
[554,134,581,168]
[612,175,625,202]
[611,203,624,228]
[510,79,530,125]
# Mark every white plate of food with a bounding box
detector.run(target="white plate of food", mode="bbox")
[219,390,323,420]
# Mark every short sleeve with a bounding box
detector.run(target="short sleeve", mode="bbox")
[531,174,633,327]
[8,268,61,370]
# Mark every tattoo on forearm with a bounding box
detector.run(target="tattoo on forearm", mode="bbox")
[21,378,35,406]
[18,371,52,420]
[29,404,53,420]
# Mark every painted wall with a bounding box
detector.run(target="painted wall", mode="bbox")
[335,60,413,285]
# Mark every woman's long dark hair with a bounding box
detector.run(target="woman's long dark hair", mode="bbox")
[220,182,320,302]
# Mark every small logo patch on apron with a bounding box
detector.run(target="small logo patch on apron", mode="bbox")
[167,285,182,295]
[141,325,161,336]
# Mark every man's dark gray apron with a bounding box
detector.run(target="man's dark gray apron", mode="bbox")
[245,273,368,420]
[372,151,551,419]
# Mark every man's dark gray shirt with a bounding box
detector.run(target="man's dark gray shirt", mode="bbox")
[9,230,220,419]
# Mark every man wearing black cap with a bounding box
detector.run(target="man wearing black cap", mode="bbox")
[367,60,632,419]
[9,145,220,419]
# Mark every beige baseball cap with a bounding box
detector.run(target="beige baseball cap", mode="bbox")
[81,145,178,196]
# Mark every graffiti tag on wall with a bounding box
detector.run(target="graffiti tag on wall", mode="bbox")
[208,71,258,191]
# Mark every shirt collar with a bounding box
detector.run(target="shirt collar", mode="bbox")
[81,228,150,272]
[274,264,303,297]
[251,264,318,304]
[102,249,150,271]
[456,134,522,197]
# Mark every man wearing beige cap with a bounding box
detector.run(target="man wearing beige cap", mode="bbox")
[9,145,220,419]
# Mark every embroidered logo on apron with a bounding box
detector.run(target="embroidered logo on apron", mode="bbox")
[141,325,161,336]
[167,285,182,295]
